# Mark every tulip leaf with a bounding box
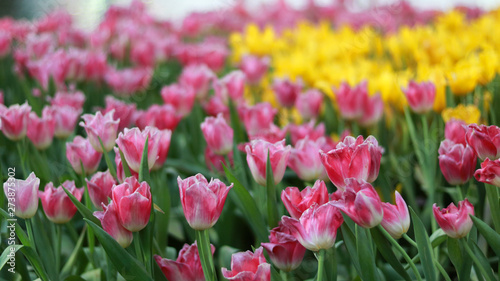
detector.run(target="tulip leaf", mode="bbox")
[471,215,500,256]
[265,152,279,228]
[223,164,268,242]
[447,237,471,281]
[0,208,31,247]
[31,214,58,280]
[19,246,51,281]
[138,136,150,183]
[339,223,362,277]
[119,148,133,178]
[370,227,412,281]
[84,219,153,281]
[60,226,87,278]
[410,207,436,281]
[0,244,22,271]
[356,224,380,281]
[62,186,101,226]
[228,98,245,145]
[98,137,117,179]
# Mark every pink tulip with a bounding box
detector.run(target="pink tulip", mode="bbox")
[80,110,120,153]
[177,174,233,230]
[281,203,343,251]
[320,135,383,189]
[66,136,102,175]
[403,81,436,114]
[27,107,55,150]
[205,146,234,173]
[101,96,136,132]
[262,223,306,272]
[179,64,215,100]
[433,199,474,239]
[213,70,246,104]
[3,172,40,219]
[161,83,196,117]
[239,55,269,84]
[202,95,230,120]
[221,247,271,281]
[51,105,82,138]
[335,82,364,120]
[445,119,467,146]
[245,139,291,186]
[438,140,477,185]
[0,102,31,140]
[112,177,152,232]
[295,89,323,120]
[116,126,161,173]
[0,90,3,104]
[201,113,234,155]
[104,67,153,97]
[39,181,83,224]
[86,170,116,210]
[474,158,500,187]
[272,77,303,108]
[50,90,85,109]
[288,138,328,181]
[114,147,139,183]
[330,178,383,228]
[381,191,410,239]
[94,201,133,248]
[152,129,172,171]
[288,121,325,146]
[249,124,288,144]
[135,104,181,131]
[155,242,215,281]
[465,124,500,160]
[281,180,329,220]
[239,102,277,137]
[359,92,384,127]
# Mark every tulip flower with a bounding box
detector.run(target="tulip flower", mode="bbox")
[474,158,500,187]
[445,119,467,145]
[0,102,31,140]
[203,95,230,120]
[433,199,474,239]
[272,77,303,108]
[27,107,55,150]
[320,135,383,189]
[101,96,137,132]
[161,83,196,117]
[359,92,384,127]
[238,102,277,137]
[403,81,436,114]
[155,242,215,281]
[288,121,325,146]
[281,203,343,251]
[3,172,40,219]
[135,104,181,131]
[50,90,86,109]
[66,136,102,175]
[295,89,323,121]
[114,147,139,183]
[239,55,269,84]
[465,124,500,160]
[288,138,328,181]
[80,110,120,153]
[201,113,233,155]
[152,129,172,171]
[380,191,410,239]
[205,146,233,173]
[262,223,306,272]
[51,105,82,138]
[104,67,153,97]
[281,180,329,220]
[39,181,83,224]
[213,70,246,104]
[112,177,152,232]
[94,201,133,248]
[438,140,477,185]
[334,82,365,121]
[179,64,215,100]
[116,126,161,173]
[330,178,383,228]
[249,124,288,144]
[221,247,271,281]
[86,170,116,210]
[177,174,233,230]
[245,139,291,186]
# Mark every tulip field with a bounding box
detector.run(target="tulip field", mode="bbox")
[2,0,500,280]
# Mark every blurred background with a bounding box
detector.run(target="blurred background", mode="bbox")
[1,0,499,30]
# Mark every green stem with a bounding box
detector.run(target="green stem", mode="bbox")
[485,185,500,233]
[404,108,426,183]
[434,260,452,281]
[461,239,494,281]
[377,225,423,281]
[456,185,464,201]
[280,270,288,281]
[99,137,117,179]
[196,229,216,281]
[55,225,62,272]
[133,232,144,264]
[25,218,35,246]
[402,233,418,248]
[316,249,326,281]
[16,140,27,177]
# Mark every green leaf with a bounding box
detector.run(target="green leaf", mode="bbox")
[31,214,58,281]
[266,152,279,228]
[470,240,496,281]
[19,246,50,281]
[410,207,436,281]
[119,148,132,178]
[447,237,471,281]
[84,219,153,281]
[139,136,150,183]
[0,244,22,270]
[471,215,500,257]
[0,209,31,247]
[60,226,87,278]
[98,137,117,179]
[339,223,362,276]
[223,164,268,242]
[356,225,379,281]
[370,227,412,281]
[62,186,101,226]
[270,266,284,281]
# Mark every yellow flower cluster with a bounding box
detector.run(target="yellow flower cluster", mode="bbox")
[230,9,500,113]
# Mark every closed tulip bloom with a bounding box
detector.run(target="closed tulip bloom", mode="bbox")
[295,89,323,121]
[359,92,384,127]
[381,191,410,239]
[445,119,467,145]
[66,136,102,175]
[80,110,120,153]
[0,102,31,140]
[135,104,181,131]
[245,139,291,186]
[51,105,82,138]
[50,90,85,109]
[239,55,269,84]
[465,124,500,160]
[161,83,196,117]
[27,107,55,150]
[238,102,277,137]
[101,96,136,132]
[116,126,161,173]
[203,95,230,120]
[178,174,233,230]
[205,146,234,173]
[112,177,152,232]
[320,135,383,189]
[288,121,325,146]
[438,140,477,185]
[3,172,40,219]
[330,178,383,228]
[272,77,303,108]
[213,70,246,104]
[152,129,172,171]
[86,170,116,210]
[474,158,500,187]
[94,201,133,248]
[334,82,364,120]
[403,81,436,114]
[262,223,306,272]
[155,242,215,281]
[433,199,474,239]
[114,147,139,183]
[288,138,328,181]
[179,64,215,100]
[39,181,83,224]
[201,113,233,155]
[221,247,271,281]
[281,203,343,251]
[281,180,329,220]
[249,124,288,144]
